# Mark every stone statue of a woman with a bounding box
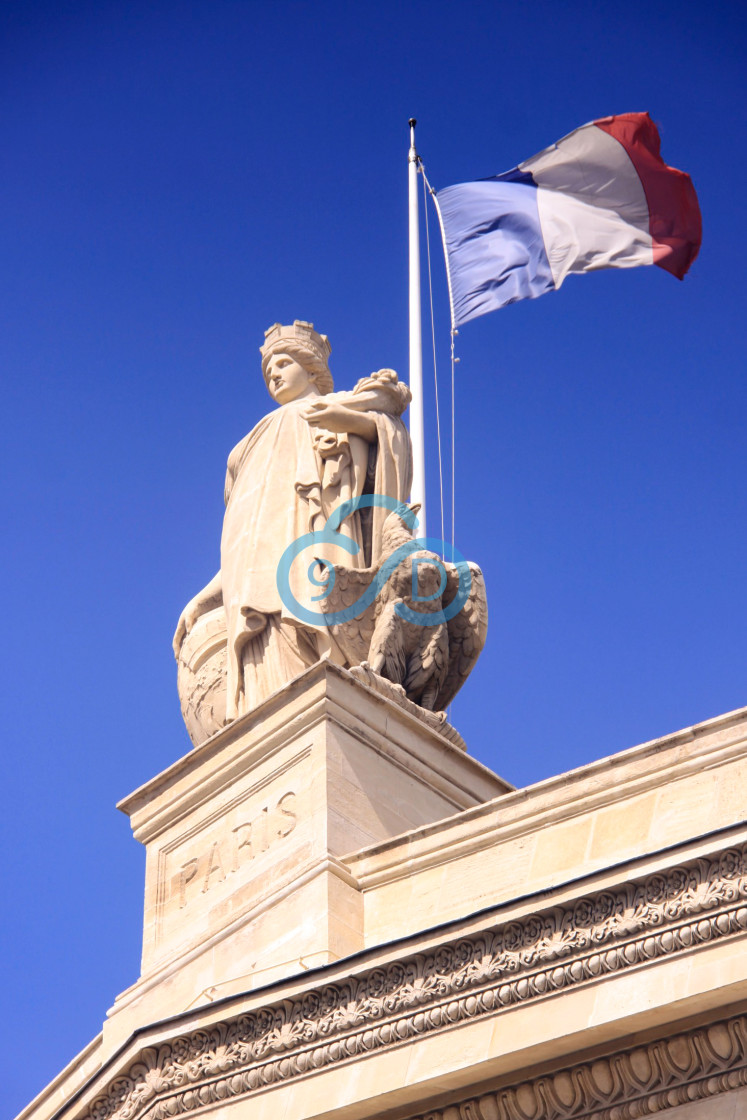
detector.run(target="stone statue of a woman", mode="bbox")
[173,321,412,739]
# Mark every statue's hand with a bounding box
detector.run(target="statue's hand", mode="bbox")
[172,599,201,659]
[304,400,377,441]
[172,572,222,660]
[304,400,352,432]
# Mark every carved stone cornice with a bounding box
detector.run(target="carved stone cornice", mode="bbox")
[84,842,747,1120]
[408,1014,747,1119]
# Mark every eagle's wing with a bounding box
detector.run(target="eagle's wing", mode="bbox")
[403,622,449,710]
[435,562,488,710]
[369,601,407,685]
[322,565,378,666]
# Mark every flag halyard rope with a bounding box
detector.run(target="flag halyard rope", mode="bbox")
[420,162,446,556]
[423,168,457,334]
[421,163,458,559]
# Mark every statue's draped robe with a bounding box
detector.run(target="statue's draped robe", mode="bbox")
[221,391,411,717]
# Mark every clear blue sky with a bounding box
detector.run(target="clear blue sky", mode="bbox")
[2,1,745,1113]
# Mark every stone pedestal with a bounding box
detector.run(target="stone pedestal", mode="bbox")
[106,662,510,1048]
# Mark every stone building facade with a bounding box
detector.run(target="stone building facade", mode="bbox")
[18,663,747,1120]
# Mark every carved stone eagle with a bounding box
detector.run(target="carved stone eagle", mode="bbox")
[321,503,487,711]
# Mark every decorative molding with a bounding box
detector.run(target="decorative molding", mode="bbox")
[409,1015,747,1119]
[84,843,747,1120]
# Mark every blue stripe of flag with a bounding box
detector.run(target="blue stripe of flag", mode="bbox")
[437,169,555,326]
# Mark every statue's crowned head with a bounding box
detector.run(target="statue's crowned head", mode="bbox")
[260,320,334,396]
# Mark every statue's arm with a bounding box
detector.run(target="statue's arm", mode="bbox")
[304,399,377,443]
[172,570,223,658]
[303,371,410,444]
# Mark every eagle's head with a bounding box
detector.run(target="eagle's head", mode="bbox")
[381,502,421,553]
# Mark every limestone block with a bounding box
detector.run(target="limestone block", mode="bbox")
[348,703,747,948]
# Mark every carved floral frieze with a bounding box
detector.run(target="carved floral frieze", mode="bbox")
[410,1014,747,1120]
[84,843,747,1120]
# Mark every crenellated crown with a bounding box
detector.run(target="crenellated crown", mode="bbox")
[260,320,331,373]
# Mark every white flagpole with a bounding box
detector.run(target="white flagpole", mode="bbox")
[408,117,426,535]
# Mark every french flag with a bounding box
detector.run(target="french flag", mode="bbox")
[436,113,702,327]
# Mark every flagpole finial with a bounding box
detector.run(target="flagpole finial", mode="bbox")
[408,118,418,162]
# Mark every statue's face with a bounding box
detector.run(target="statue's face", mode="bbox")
[266,352,318,404]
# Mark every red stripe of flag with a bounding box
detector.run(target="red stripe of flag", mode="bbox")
[595,112,702,279]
